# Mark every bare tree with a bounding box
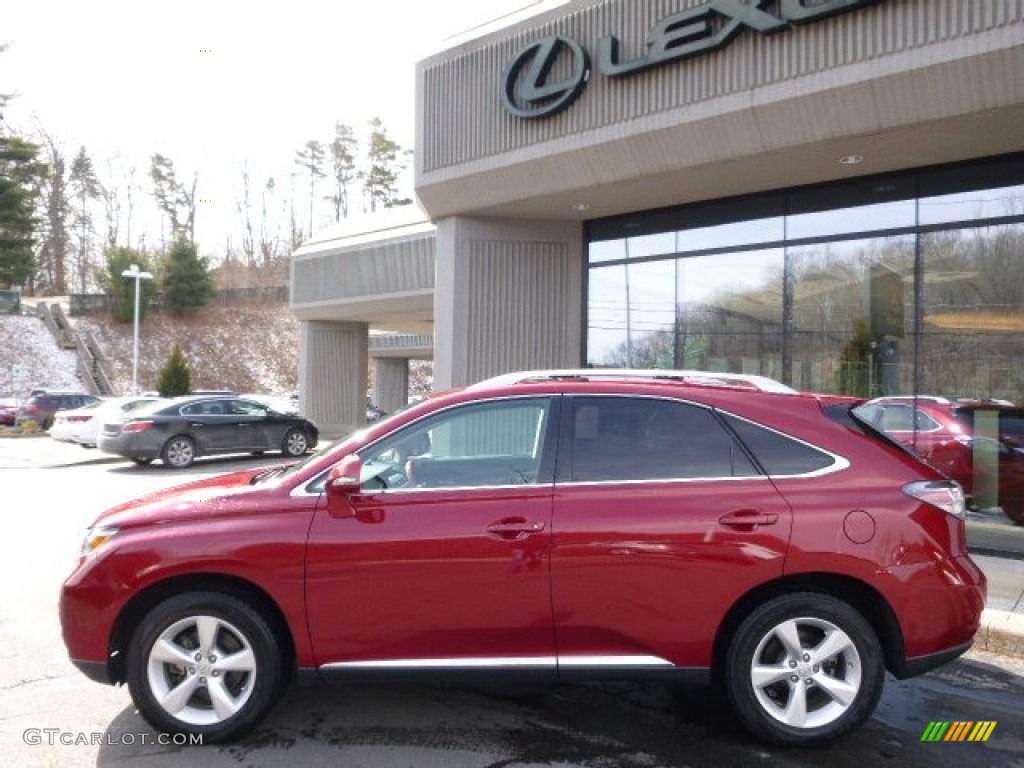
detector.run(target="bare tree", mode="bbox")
[69,146,102,292]
[236,163,257,266]
[36,134,70,294]
[150,153,197,244]
[327,122,358,222]
[294,140,326,236]
[259,176,284,267]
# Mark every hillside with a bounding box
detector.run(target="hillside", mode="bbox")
[2,302,300,398]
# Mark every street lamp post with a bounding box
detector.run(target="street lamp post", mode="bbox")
[121,264,153,394]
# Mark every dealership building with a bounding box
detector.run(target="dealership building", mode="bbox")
[291,0,1024,436]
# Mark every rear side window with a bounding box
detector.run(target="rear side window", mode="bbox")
[568,397,759,482]
[721,413,837,476]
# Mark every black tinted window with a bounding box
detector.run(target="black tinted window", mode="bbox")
[569,398,758,482]
[722,414,836,476]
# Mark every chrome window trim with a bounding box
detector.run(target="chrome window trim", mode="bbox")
[556,476,776,488]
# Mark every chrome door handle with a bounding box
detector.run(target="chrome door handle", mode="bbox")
[719,510,779,528]
[486,518,546,540]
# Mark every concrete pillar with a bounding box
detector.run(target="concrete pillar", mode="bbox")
[299,320,368,438]
[433,216,584,390]
[373,357,410,413]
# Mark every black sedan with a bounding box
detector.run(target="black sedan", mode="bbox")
[97,395,319,468]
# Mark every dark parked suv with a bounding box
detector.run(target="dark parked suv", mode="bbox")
[16,390,101,429]
[61,370,985,746]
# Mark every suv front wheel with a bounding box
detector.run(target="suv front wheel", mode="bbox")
[125,592,283,743]
[723,592,884,746]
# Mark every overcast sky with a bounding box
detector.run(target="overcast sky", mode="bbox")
[2,0,557,255]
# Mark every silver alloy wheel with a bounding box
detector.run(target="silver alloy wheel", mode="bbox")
[749,616,862,729]
[146,614,257,726]
[165,437,194,468]
[284,430,308,456]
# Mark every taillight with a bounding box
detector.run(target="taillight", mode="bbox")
[903,480,966,520]
[68,415,92,423]
[122,421,155,433]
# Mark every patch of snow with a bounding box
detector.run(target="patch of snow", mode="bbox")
[0,315,84,398]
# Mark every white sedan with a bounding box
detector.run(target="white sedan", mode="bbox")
[49,395,167,448]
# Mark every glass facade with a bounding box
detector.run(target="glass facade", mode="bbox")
[585,154,1024,522]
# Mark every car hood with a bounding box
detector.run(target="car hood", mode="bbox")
[93,465,291,529]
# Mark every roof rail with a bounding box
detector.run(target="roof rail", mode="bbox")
[468,369,798,394]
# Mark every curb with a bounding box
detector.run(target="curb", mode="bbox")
[973,609,1024,659]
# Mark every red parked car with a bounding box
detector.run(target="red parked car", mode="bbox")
[856,396,1024,525]
[0,398,17,427]
[61,370,985,746]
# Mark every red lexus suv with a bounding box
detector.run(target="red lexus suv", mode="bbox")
[60,370,986,746]
[856,396,1024,525]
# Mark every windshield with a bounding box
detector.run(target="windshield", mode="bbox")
[253,427,369,485]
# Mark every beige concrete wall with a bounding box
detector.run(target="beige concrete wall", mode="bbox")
[373,358,410,413]
[299,321,368,437]
[434,216,583,389]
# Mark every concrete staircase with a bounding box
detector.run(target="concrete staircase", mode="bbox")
[34,303,116,396]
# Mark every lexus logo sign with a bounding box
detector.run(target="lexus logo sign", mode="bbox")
[501,0,879,119]
[500,36,590,119]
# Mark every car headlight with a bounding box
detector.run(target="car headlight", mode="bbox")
[80,526,120,557]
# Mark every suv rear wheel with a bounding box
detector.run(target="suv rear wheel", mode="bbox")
[723,592,884,746]
[125,592,283,743]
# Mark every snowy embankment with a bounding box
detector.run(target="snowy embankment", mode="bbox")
[0,315,82,398]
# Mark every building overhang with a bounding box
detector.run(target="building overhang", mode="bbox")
[415,1,1024,222]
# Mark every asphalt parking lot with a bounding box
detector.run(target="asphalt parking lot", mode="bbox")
[1,436,1022,768]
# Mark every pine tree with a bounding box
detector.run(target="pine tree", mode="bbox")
[162,236,214,315]
[98,247,154,322]
[0,136,45,289]
[361,117,412,212]
[157,343,191,397]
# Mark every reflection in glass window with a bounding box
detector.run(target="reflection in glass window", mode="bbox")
[788,236,914,396]
[919,184,1024,226]
[569,398,758,482]
[588,265,628,365]
[678,217,784,252]
[920,224,1024,402]
[787,200,915,240]
[589,239,627,263]
[625,232,676,259]
[677,250,784,377]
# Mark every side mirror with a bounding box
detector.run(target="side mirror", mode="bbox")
[325,455,363,517]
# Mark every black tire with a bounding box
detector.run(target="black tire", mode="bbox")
[125,592,283,744]
[162,435,196,469]
[132,457,154,466]
[281,428,309,458]
[1002,501,1024,526]
[722,592,884,746]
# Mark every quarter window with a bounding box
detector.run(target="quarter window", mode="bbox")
[568,397,758,482]
[722,414,836,476]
